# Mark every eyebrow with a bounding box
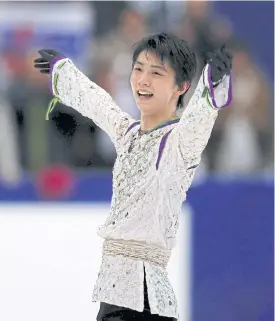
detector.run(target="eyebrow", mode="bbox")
[135,60,167,72]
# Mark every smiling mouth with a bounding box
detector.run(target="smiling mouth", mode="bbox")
[137,90,154,98]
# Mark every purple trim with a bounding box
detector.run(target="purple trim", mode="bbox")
[207,65,233,109]
[124,121,140,136]
[49,56,66,95]
[156,129,173,170]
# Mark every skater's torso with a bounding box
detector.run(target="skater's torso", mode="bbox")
[97,119,194,249]
[93,120,195,318]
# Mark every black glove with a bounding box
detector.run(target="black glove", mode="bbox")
[34,49,66,74]
[206,45,232,84]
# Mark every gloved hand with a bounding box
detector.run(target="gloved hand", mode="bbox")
[206,45,232,84]
[34,49,66,74]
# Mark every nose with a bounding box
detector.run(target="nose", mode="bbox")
[138,72,150,87]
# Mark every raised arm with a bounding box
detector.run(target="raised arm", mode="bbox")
[34,50,135,147]
[167,46,233,169]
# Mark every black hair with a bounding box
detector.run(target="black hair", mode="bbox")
[132,32,197,109]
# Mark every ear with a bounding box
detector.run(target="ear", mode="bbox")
[178,82,190,95]
[173,82,190,101]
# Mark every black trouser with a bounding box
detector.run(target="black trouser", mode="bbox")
[96,268,177,321]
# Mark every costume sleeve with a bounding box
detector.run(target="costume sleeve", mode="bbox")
[50,57,135,147]
[162,63,232,170]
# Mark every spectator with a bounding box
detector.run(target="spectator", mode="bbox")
[87,7,149,166]
[0,57,22,184]
[214,40,273,173]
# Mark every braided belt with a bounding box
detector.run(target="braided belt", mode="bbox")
[102,239,171,269]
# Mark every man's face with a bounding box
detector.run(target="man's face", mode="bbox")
[130,50,184,116]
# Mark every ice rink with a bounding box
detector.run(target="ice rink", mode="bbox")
[0,203,192,321]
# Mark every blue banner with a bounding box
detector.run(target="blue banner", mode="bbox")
[189,178,273,321]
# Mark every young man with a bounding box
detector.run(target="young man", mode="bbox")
[34,33,232,321]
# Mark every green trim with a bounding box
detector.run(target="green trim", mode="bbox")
[142,116,180,134]
[45,97,61,120]
[53,73,59,95]
[46,60,67,120]
[203,86,216,109]
[58,61,67,70]
[202,86,208,98]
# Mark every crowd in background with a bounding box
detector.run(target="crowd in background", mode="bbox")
[0,1,273,185]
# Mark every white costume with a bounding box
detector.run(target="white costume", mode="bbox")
[50,57,232,318]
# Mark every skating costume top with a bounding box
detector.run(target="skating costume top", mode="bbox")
[49,57,232,318]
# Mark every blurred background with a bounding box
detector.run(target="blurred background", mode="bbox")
[0,1,273,321]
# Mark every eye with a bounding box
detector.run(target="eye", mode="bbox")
[152,72,163,76]
[134,67,142,72]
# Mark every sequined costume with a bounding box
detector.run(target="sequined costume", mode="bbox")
[49,57,232,319]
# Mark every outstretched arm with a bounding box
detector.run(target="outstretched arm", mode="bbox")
[165,45,233,170]
[34,50,135,147]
